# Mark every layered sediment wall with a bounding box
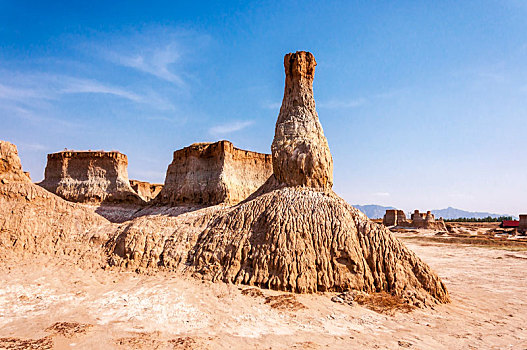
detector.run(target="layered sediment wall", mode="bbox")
[39,151,143,204]
[155,140,273,206]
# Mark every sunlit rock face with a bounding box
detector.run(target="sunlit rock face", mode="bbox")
[155,140,273,206]
[39,150,143,204]
[271,51,333,190]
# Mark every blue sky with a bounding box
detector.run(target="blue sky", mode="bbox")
[1,1,526,214]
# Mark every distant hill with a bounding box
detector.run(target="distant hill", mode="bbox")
[354,204,395,219]
[353,205,516,220]
[430,207,517,220]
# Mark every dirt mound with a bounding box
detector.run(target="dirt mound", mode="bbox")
[0,336,53,350]
[190,186,449,303]
[45,322,93,338]
[105,205,223,272]
[264,294,306,311]
[188,51,449,305]
[39,150,143,204]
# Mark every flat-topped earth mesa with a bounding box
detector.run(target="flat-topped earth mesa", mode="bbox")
[155,140,272,206]
[38,150,143,204]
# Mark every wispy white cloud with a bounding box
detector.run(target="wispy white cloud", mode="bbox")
[0,103,83,128]
[0,83,55,101]
[373,192,390,197]
[87,27,207,86]
[17,142,48,151]
[263,101,282,110]
[59,77,145,102]
[318,97,367,109]
[209,120,254,135]
[0,73,175,111]
[108,44,184,85]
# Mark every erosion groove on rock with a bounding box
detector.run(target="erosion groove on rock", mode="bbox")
[39,150,143,204]
[156,140,272,206]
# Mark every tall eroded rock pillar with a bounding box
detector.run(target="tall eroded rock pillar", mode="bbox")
[271,51,333,190]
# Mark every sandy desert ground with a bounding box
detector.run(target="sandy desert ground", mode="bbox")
[0,238,525,350]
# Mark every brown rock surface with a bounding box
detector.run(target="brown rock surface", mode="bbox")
[271,51,333,189]
[0,141,30,183]
[188,51,449,305]
[155,140,272,206]
[38,150,143,204]
[129,179,163,202]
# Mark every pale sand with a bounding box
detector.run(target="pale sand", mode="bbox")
[0,240,526,349]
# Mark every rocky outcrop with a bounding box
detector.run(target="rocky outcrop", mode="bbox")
[155,141,272,206]
[129,180,163,202]
[0,140,112,265]
[39,151,143,204]
[186,51,449,305]
[0,141,31,183]
[271,51,333,190]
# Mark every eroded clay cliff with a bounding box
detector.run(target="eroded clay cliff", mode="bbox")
[39,151,143,204]
[155,141,272,206]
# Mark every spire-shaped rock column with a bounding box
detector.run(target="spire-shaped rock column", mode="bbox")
[271,51,333,189]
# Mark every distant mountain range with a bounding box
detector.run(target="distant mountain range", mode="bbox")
[354,205,516,220]
[353,205,395,219]
[430,207,517,220]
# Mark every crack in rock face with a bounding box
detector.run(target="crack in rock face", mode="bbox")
[271,51,333,190]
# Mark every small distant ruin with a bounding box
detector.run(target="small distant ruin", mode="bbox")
[155,140,273,206]
[39,150,143,204]
[519,214,527,233]
[383,209,446,230]
[382,209,407,226]
[129,180,163,202]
